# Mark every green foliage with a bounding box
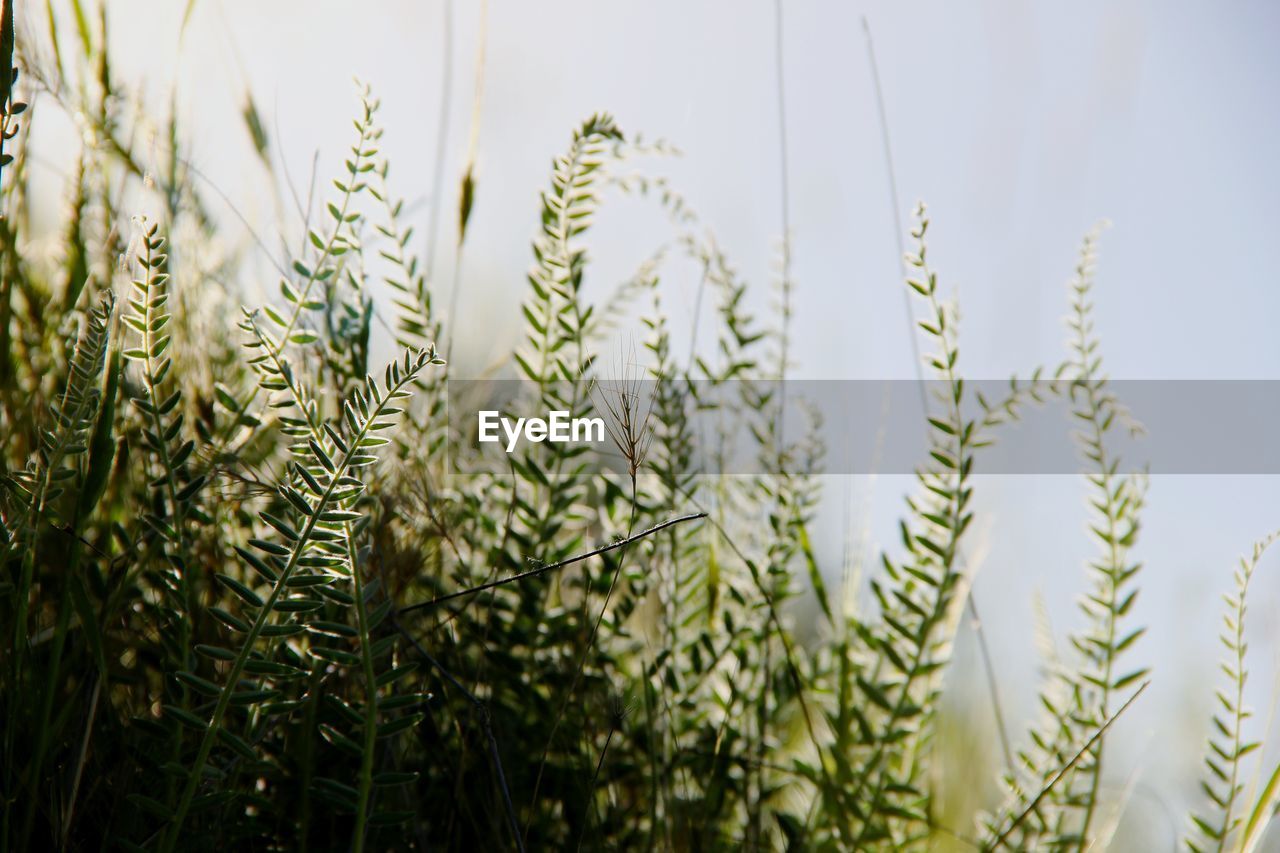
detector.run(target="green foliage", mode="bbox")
[826,205,980,848]
[0,7,1275,853]
[982,228,1151,852]
[7,290,113,650]
[1186,534,1277,853]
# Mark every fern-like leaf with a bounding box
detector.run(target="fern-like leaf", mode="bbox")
[160,347,439,851]
[9,291,112,651]
[1186,533,1278,853]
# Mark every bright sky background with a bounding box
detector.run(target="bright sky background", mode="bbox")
[28,0,1280,840]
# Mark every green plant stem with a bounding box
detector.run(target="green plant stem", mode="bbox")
[19,535,78,849]
[397,511,707,614]
[1241,760,1280,853]
[160,362,423,851]
[527,481,638,839]
[206,111,373,464]
[987,682,1148,851]
[1215,589,1250,853]
[348,527,378,853]
[62,673,101,846]
[1073,361,1122,852]
[673,479,848,839]
[249,315,383,851]
[576,722,616,852]
[849,265,967,847]
[11,298,109,698]
[132,235,197,810]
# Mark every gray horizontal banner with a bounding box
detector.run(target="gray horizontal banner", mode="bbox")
[440,379,1280,475]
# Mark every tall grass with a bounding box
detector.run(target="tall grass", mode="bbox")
[0,4,1277,851]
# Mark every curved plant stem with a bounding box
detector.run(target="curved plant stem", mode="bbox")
[527,481,639,840]
[988,682,1148,851]
[397,512,706,614]
[161,357,427,851]
[249,320,383,852]
[206,106,375,464]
